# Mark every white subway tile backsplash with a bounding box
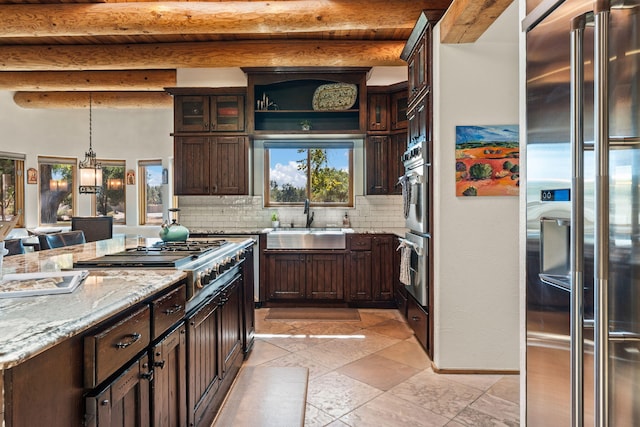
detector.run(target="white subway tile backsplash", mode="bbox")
[177,195,404,231]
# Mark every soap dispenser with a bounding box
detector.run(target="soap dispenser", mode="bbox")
[342,212,351,227]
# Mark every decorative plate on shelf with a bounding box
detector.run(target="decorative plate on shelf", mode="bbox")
[312,83,358,111]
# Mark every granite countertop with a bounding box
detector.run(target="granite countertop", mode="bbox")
[189,229,269,235]
[190,228,408,237]
[0,237,186,369]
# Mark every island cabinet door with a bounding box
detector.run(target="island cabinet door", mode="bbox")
[218,276,242,377]
[241,248,256,355]
[151,323,187,427]
[187,297,221,427]
[266,253,306,300]
[84,353,152,427]
[306,254,344,300]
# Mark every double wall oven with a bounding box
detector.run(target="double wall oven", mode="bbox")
[400,139,430,307]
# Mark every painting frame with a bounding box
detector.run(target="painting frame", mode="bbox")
[455,125,519,197]
[126,169,135,185]
[27,167,38,184]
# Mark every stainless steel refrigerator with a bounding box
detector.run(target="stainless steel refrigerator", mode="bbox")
[524,0,639,425]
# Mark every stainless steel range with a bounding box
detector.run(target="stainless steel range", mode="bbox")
[74,238,254,309]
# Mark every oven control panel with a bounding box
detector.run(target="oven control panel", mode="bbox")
[402,140,428,167]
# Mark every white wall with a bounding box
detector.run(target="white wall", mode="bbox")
[0,91,173,228]
[0,66,407,230]
[432,2,520,370]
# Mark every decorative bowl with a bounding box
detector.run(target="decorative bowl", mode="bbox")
[312,83,357,111]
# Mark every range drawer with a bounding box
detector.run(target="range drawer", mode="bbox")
[348,235,372,251]
[152,284,186,340]
[406,295,428,351]
[84,305,151,388]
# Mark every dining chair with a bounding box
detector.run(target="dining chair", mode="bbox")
[4,238,26,255]
[38,230,86,250]
[71,216,113,243]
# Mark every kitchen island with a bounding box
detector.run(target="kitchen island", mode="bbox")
[0,237,186,370]
[0,235,255,427]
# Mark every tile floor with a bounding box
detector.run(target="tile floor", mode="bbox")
[244,308,520,427]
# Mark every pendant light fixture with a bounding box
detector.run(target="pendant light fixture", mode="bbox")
[78,92,102,194]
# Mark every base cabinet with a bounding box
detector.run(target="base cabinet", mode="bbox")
[266,253,306,300]
[266,253,344,301]
[260,234,396,306]
[85,354,152,427]
[307,254,344,300]
[187,292,221,427]
[187,273,243,427]
[346,234,395,304]
[347,250,372,300]
[265,252,344,301]
[3,263,254,427]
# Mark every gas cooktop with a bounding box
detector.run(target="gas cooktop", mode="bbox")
[128,239,228,254]
[73,239,231,268]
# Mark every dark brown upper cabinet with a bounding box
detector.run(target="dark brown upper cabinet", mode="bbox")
[367,93,389,132]
[390,89,408,131]
[167,88,246,134]
[244,68,369,134]
[174,136,248,195]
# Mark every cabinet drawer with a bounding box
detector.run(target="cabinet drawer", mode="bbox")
[349,235,372,251]
[152,284,186,340]
[406,296,428,351]
[84,305,151,388]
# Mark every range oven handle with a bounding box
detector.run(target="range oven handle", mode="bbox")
[397,238,423,256]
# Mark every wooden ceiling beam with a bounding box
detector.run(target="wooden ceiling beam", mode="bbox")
[0,70,176,90]
[440,0,513,44]
[0,40,406,71]
[0,0,446,37]
[13,91,173,109]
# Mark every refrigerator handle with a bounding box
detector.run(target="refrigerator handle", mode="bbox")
[570,13,588,427]
[593,2,611,426]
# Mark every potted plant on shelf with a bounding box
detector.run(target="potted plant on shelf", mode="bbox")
[300,120,312,131]
[271,212,280,229]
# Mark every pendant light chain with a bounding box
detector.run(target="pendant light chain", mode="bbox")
[79,92,102,194]
[89,92,92,152]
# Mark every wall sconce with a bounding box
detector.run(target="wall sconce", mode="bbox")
[49,179,68,192]
[107,178,124,190]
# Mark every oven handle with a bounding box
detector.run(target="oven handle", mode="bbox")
[397,238,423,256]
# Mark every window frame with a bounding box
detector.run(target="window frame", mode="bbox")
[138,159,164,225]
[92,159,126,224]
[38,156,76,226]
[264,142,354,208]
[0,152,25,227]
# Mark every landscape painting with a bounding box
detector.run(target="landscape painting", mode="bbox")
[455,125,519,197]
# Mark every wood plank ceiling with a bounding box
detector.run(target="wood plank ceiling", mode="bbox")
[0,0,513,108]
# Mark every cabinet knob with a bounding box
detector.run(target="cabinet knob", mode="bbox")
[411,316,421,322]
[101,400,110,406]
[203,123,208,129]
[140,371,154,381]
